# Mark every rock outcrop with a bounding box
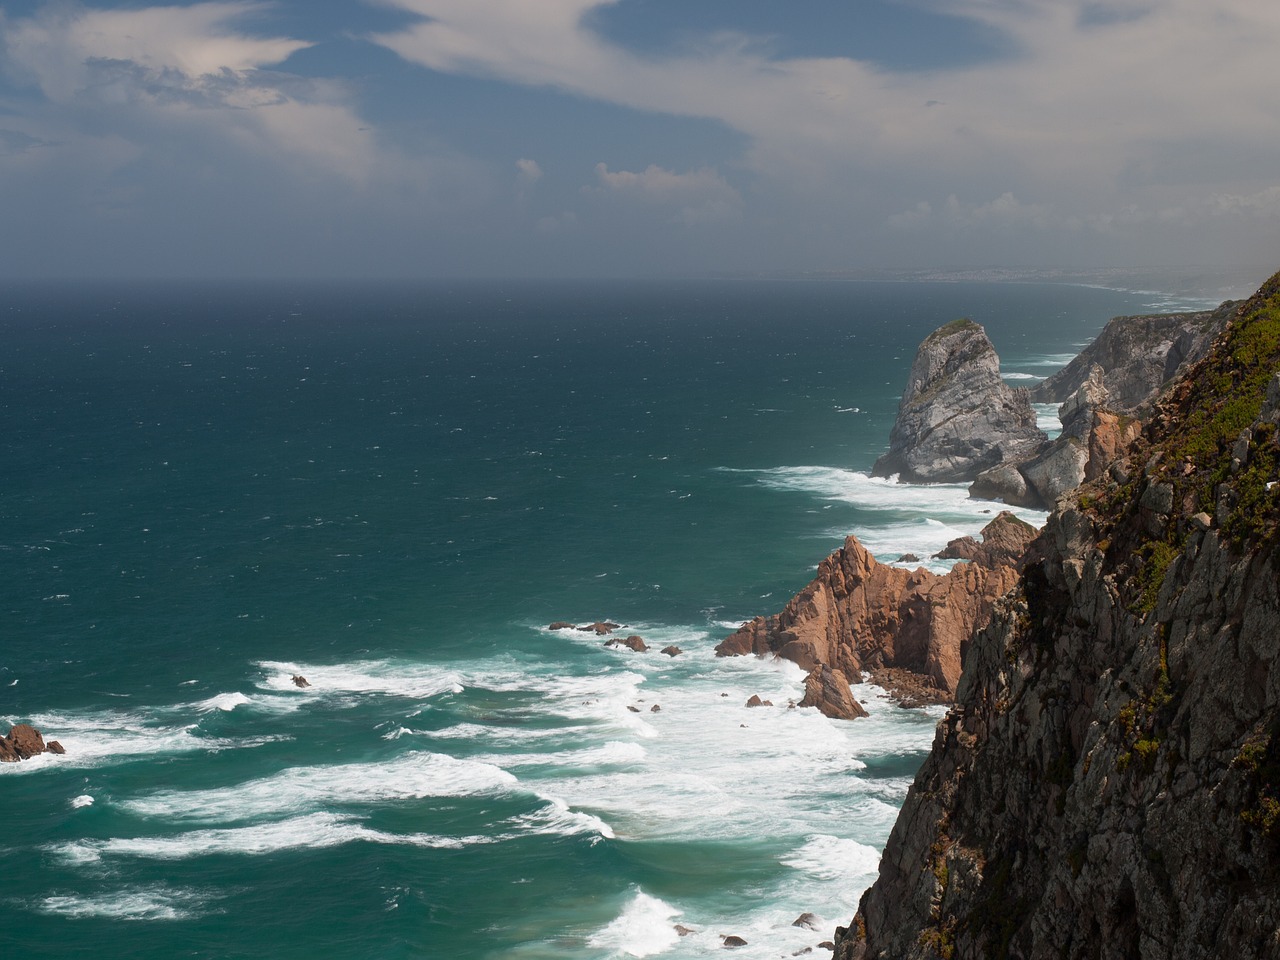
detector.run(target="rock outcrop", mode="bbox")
[798,664,868,720]
[872,319,1046,483]
[1031,301,1234,412]
[838,272,1280,959]
[0,723,61,761]
[970,303,1233,509]
[716,512,1038,704]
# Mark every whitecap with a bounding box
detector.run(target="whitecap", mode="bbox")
[193,692,252,713]
[254,659,466,701]
[781,834,882,882]
[38,885,209,921]
[71,794,94,809]
[586,890,680,957]
[53,812,491,863]
[121,751,519,823]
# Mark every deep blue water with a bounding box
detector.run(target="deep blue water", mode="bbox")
[0,279,1210,959]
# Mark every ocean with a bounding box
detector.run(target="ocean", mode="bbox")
[0,278,1222,959]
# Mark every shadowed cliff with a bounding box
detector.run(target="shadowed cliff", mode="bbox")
[838,270,1280,959]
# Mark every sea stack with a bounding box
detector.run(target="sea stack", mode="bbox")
[872,319,1045,483]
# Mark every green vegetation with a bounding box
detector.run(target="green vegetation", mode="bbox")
[924,317,981,345]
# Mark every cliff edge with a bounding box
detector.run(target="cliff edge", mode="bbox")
[838,271,1280,959]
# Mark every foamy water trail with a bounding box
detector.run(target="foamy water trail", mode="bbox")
[121,751,519,822]
[38,885,211,921]
[587,890,681,957]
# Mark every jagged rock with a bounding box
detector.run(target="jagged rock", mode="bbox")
[817,943,834,951]
[0,723,51,762]
[626,705,640,713]
[745,694,773,707]
[650,704,661,713]
[896,553,921,563]
[793,912,820,930]
[291,674,310,688]
[548,621,576,630]
[722,936,748,948]
[718,512,1037,703]
[605,635,648,652]
[968,461,1034,506]
[46,740,65,754]
[872,319,1045,483]
[582,621,621,635]
[660,645,682,656]
[1032,302,1232,412]
[675,925,696,937]
[840,276,1280,960]
[933,536,980,561]
[799,664,868,720]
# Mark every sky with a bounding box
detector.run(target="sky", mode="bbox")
[1,0,1278,279]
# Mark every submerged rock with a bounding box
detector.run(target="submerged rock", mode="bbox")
[872,319,1045,483]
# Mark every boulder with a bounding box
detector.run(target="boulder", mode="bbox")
[722,936,748,948]
[46,740,66,755]
[660,645,683,657]
[291,674,310,688]
[650,704,661,713]
[548,621,576,630]
[872,319,1046,483]
[896,553,921,563]
[675,925,696,937]
[793,912,820,930]
[745,694,773,707]
[799,664,868,720]
[582,621,621,635]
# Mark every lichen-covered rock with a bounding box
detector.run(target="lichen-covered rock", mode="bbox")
[872,319,1045,483]
[716,512,1038,703]
[840,274,1280,960]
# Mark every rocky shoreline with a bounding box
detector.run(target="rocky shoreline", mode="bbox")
[835,271,1280,957]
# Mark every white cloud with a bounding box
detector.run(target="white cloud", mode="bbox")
[370,0,1280,257]
[1,3,380,183]
[516,157,543,183]
[589,162,742,225]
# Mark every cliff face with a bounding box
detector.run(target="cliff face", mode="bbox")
[873,319,1046,484]
[1032,303,1233,412]
[716,512,1038,706]
[839,272,1280,959]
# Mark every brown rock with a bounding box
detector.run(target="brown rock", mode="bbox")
[291,674,311,688]
[716,512,1037,702]
[582,621,621,635]
[793,912,820,930]
[1,723,48,762]
[798,665,868,720]
[745,694,773,707]
[604,635,648,652]
[722,936,748,948]
[626,705,640,713]
[548,621,576,630]
[896,553,922,563]
[934,535,980,561]
[650,704,661,713]
[817,942,834,950]
[660,645,683,657]
[46,740,66,755]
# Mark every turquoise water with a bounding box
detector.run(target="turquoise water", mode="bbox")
[0,279,1209,959]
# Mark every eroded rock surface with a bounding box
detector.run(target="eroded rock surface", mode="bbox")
[716,512,1038,704]
[872,319,1045,483]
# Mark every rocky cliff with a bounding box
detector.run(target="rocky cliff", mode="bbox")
[716,511,1038,708]
[1032,302,1234,412]
[838,271,1280,959]
[872,319,1046,484]
[971,303,1233,510]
